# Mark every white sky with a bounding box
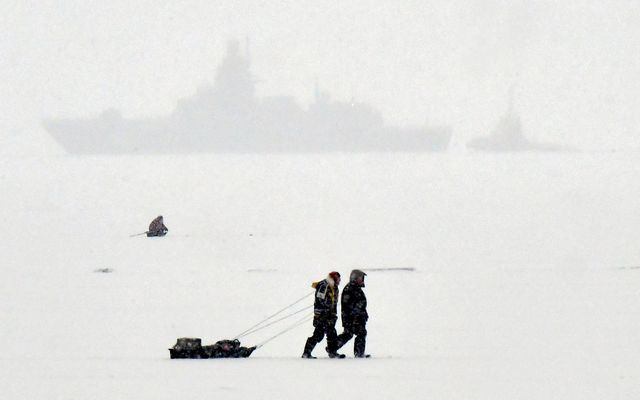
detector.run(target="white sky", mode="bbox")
[2,0,640,154]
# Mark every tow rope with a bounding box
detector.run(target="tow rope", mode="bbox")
[233,291,314,340]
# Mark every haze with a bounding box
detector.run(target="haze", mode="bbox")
[2,1,639,155]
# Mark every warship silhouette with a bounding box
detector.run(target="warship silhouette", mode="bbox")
[44,40,451,154]
[467,88,570,152]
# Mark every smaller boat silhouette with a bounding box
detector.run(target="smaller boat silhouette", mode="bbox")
[467,88,571,152]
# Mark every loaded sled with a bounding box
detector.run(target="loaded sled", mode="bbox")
[169,292,317,359]
[169,338,256,359]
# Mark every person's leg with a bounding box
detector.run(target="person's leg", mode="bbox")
[353,323,368,357]
[302,321,326,357]
[325,322,339,354]
[325,321,345,358]
[335,326,354,350]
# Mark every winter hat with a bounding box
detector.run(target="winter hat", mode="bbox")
[349,269,367,283]
[327,271,341,285]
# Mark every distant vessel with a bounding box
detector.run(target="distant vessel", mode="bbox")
[45,40,451,154]
[467,88,570,152]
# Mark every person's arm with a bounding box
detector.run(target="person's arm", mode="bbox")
[352,290,368,320]
[341,288,355,325]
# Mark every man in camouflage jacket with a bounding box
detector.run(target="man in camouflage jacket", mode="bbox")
[336,269,369,357]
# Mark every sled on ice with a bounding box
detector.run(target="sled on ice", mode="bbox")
[169,338,256,359]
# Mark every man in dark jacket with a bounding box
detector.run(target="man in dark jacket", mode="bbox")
[336,269,369,358]
[147,215,168,237]
[302,271,344,359]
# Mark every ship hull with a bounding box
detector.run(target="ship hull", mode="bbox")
[44,117,452,154]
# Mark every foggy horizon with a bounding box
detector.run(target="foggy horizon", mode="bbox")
[2,1,640,155]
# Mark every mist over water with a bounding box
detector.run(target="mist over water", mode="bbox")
[1,1,640,155]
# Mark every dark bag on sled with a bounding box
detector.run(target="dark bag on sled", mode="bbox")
[201,339,256,358]
[169,338,203,359]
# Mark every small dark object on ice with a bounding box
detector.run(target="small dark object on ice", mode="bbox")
[147,215,168,237]
[94,268,114,273]
[169,338,256,359]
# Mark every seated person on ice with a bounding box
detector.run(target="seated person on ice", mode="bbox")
[147,215,168,237]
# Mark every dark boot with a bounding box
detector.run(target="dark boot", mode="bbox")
[354,334,367,358]
[335,332,353,351]
[325,346,345,359]
[302,338,316,359]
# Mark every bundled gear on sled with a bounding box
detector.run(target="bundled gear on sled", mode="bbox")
[168,292,316,360]
[169,338,256,359]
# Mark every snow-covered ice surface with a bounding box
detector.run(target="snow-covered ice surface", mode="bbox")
[1,152,639,399]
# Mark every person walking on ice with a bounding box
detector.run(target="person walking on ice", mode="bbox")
[301,271,345,359]
[335,269,370,358]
